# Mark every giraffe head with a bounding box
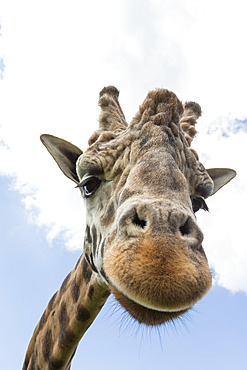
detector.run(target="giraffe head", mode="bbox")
[41,86,236,326]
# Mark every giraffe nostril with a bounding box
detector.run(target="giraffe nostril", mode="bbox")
[118,207,148,236]
[178,216,204,248]
[131,211,147,229]
[179,217,193,237]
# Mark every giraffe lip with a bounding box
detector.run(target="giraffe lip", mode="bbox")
[110,278,191,312]
[127,294,189,314]
[110,283,189,326]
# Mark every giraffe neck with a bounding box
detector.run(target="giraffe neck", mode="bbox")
[23,253,110,370]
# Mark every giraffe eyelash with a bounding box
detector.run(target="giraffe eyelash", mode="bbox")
[77,176,102,198]
[191,197,209,213]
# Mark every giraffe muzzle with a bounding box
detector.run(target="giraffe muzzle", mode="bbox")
[103,201,212,325]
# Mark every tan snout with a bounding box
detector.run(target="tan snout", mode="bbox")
[103,200,212,325]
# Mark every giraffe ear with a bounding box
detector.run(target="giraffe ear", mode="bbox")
[206,168,236,195]
[40,134,83,184]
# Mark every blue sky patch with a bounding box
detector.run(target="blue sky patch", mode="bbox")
[207,117,247,138]
[0,57,5,80]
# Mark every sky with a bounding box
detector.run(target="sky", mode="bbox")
[0,0,247,369]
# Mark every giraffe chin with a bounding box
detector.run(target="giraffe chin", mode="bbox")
[110,283,189,326]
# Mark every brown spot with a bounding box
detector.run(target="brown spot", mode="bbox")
[102,290,111,299]
[92,225,98,255]
[42,329,52,361]
[82,257,92,283]
[88,285,94,300]
[59,303,75,348]
[59,302,69,331]
[72,276,80,303]
[85,225,92,244]
[76,304,90,322]
[49,357,65,369]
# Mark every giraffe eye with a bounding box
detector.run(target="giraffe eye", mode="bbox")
[77,176,102,198]
[191,197,209,213]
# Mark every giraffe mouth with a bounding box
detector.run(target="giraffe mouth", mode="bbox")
[104,236,212,326]
[110,283,189,326]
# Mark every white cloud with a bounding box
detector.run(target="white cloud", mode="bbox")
[195,118,247,293]
[0,0,246,291]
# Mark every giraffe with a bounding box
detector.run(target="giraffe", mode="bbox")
[23,86,236,369]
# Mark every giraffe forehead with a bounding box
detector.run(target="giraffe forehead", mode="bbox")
[78,124,192,176]
[76,126,210,198]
